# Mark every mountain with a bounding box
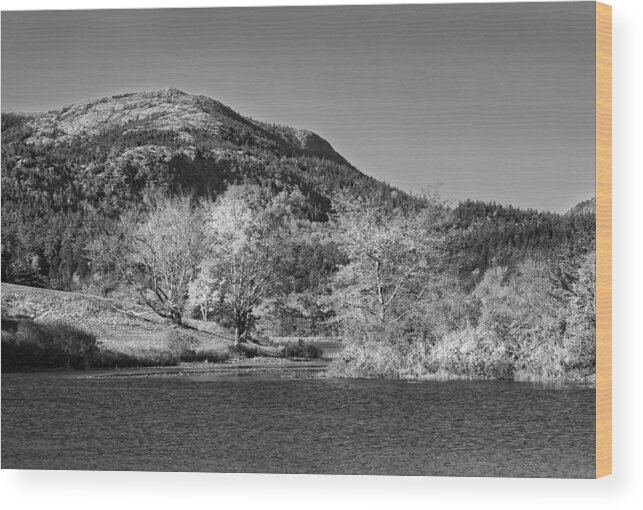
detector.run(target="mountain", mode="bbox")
[1,88,413,289]
[2,88,412,222]
[20,88,350,165]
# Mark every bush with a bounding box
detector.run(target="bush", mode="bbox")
[327,318,421,378]
[282,339,323,359]
[428,327,515,379]
[179,349,230,363]
[166,328,201,361]
[1,317,98,369]
[327,341,406,378]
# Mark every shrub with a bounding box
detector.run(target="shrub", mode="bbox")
[165,328,201,360]
[2,317,98,369]
[282,339,323,359]
[228,343,257,358]
[428,327,514,379]
[328,341,407,378]
[179,349,230,363]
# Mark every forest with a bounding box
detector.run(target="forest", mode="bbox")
[1,97,596,380]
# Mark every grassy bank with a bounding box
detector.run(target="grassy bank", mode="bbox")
[1,283,232,370]
[1,283,329,371]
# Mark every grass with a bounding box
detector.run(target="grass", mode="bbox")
[1,283,335,371]
[1,283,230,370]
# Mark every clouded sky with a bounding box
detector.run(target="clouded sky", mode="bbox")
[1,3,596,212]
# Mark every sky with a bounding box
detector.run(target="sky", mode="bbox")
[1,2,596,212]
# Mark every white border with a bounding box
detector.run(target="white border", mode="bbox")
[1,1,642,509]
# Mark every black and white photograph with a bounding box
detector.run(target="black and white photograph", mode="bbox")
[2,2,600,478]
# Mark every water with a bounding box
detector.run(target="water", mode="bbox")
[1,371,595,477]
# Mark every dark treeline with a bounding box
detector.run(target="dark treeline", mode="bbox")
[449,199,595,285]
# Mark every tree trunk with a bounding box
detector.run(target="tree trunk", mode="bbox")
[375,259,386,322]
[170,309,182,325]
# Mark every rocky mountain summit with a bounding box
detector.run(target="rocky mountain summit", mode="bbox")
[22,88,350,165]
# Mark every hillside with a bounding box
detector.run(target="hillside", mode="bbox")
[1,283,330,370]
[1,88,409,220]
[0,282,230,368]
[2,89,416,290]
[449,199,596,281]
[566,197,596,216]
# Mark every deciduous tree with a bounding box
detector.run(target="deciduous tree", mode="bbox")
[197,186,286,345]
[331,198,447,341]
[88,192,209,324]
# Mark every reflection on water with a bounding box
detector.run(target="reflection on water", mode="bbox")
[1,371,595,477]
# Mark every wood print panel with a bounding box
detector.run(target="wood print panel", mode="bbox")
[595,1,612,479]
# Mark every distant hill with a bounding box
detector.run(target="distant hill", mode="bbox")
[449,199,595,282]
[566,197,596,216]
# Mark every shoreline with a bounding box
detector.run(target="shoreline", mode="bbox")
[81,358,332,379]
[2,357,596,387]
[2,283,594,385]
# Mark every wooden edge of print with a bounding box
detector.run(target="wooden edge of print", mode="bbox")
[595,1,612,479]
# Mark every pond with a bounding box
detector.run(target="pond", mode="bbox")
[1,371,595,477]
